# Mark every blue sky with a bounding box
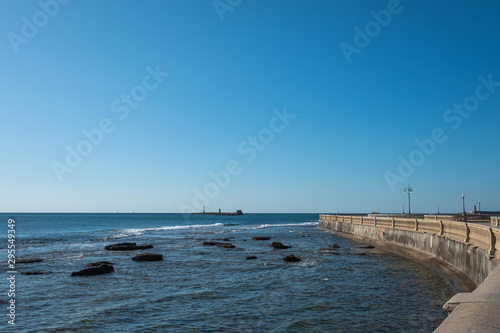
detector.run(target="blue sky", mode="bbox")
[1,0,500,213]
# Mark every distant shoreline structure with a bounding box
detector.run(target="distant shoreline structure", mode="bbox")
[191,207,243,216]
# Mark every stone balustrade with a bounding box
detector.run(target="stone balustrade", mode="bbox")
[319,214,498,260]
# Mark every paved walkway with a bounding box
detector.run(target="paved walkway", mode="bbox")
[436,256,500,332]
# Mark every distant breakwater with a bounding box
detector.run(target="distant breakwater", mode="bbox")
[191,209,243,216]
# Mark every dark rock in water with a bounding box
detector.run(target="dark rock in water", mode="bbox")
[132,253,163,261]
[104,243,153,251]
[21,271,52,275]
[105,243,136,250]
[71,264,114,276]
[246,256,258,260]
[270,242,290,249]
[358,244,374,249]
[355,253,367,256]
[217,243,235,249]
[203,241,220,246]
[283,254,301,262]
[86,261,115,267]
[219,238,231,242]
[136,244,154,250]
[17,258,43,264]
[253,236,271,241]
[329,243,340,249]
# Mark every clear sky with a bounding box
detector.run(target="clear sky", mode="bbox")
[1,0,500,213]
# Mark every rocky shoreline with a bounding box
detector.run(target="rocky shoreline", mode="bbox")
[14,237,376,278]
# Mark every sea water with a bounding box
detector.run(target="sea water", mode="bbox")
[1,213,454,332]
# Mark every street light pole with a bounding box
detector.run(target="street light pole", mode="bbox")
[462,194,465,214]
[437,204,440,215]
[402,204,405,215]
[478,200,481,213]
[404,185,413,215]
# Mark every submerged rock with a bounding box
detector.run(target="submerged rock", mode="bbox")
[355,252,367,256]
[132,253,163,261]
[17,258,43,264]
[202,241,220,246]
[269,242,290,249]
[329,243,340,249]
[104,243,153,251]
[252,236,271,241]
[71,264,114,276]
[283,254,301,262]
[21,271,52,275]
[217,243,235,249]
[358,244,374,249]
[86,261,115,267]
[246,256,258,260]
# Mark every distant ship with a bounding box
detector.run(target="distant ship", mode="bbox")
[191,207,243,216]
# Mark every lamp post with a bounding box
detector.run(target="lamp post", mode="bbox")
[462,194,465,214]
[402,204,405,215]
[404,185,413,215]
[478,200,481,214]
[437,204,440,215]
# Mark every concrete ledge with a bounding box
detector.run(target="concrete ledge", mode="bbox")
[435,303,500,333]
[437,263,500,330]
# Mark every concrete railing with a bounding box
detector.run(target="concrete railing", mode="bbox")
[319,214,498,260]
[492,216,500,227]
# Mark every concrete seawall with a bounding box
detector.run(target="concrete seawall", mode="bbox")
[319,214,500,332]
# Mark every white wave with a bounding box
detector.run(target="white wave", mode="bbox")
[109,228,145,239]
[108,223,225,239]
[297,261,317,268]
[143,222,224,232]
[252,222,318,230]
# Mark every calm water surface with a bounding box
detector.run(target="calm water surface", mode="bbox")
[1,213,454,332]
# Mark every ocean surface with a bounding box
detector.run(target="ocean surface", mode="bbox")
[1,213,455,332]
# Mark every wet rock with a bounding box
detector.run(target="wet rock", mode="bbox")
[269,242,290,249]
[246,256,258,260]
[21,271,52,275]
[203,241,220,246]
[358,244,374,249]
[217,243,235,249]
[104,243,153,251]
[252,236,271,241]
[355,253,367,256]
[135,244,154,250]
[219,238,231,242]
[283,254,301,262]
[132,253,163,261]
[17,258,43,264]
[71,264,114,276]
[86,261,115,267]
[329,243,340,249]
